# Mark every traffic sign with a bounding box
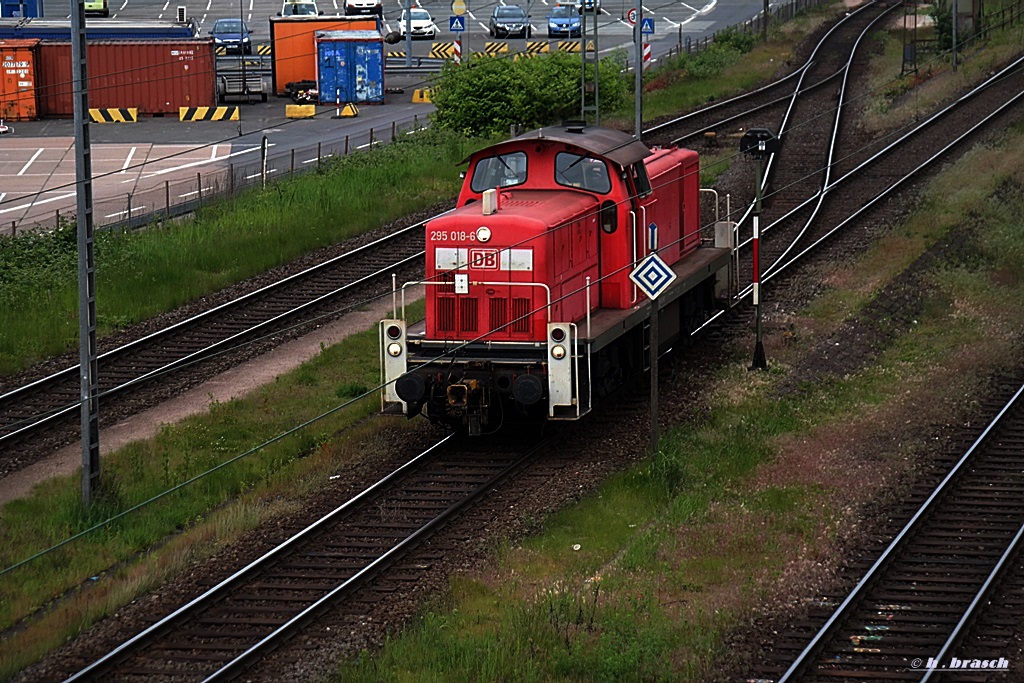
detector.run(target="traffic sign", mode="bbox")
[626,7,637,24]
[451,0,467,15]
[641,16,654,34]
[449,15,466,31]
[630,254,677,300]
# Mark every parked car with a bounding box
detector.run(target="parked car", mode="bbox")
[279,0,322,14]
[210,18,252,54]
[397,8,437,39]
[488,5,530,38]
[546,5,580,37]
[344,0,382,16]
[84,0,109,17]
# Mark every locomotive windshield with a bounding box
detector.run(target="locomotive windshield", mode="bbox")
[554,152,611,194]
[471,152,528,191]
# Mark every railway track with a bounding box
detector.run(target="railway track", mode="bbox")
[748,378,1024,682]
[58,432,545,681]
[0,222,429,476]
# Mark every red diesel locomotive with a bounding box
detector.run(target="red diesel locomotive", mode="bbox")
[381,122,733,434]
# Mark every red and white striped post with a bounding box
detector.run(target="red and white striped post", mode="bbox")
[740,128,777,371]
[642,42,651,70]
[455,36,462,64]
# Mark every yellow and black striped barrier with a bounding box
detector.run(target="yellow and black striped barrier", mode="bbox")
[215,45,271,56]
[484,42,509,55]
[89,107,137,123]
[558,40,580,53]
[412,88,432,103]
[429,42,455,58]
[179,106,240,121]
[387,50,406,58]
[526,41,550,54]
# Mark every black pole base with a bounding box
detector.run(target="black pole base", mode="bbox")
[749,341,767,371]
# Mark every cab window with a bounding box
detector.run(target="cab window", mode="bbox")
[629,161,652,198]
[555,152,611,194]
[470,152,528,192]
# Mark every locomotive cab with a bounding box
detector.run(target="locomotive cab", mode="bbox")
[381,122,732,435]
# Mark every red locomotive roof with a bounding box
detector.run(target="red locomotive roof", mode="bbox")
[463,124,652,169]
[514,124,652,167]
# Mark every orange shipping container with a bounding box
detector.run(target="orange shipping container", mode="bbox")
[35,39,216,117]
[270,15,378,95]
[1,39,40,121]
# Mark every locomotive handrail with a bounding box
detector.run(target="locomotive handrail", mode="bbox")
[398,279,554,334]
[629,210,639,304]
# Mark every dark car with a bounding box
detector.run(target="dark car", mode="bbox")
[210,18,252,54]
[546,5,580,37]
[488,5,530,38]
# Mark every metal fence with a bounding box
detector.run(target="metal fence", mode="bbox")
[6,112,429,237]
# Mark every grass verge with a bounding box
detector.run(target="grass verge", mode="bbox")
[0,129,477,375]
[0,301,425,680]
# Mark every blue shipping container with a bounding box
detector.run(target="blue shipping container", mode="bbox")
[315,29,383,105]
[0,18,196,40]
[1,0,43,19]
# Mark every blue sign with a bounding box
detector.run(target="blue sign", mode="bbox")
[449,15,465,31]
[641,17,655,34]
[648,221,658,251]
[629,254,677,300]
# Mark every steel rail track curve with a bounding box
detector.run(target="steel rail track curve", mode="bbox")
[62,432,547,681]
[0,219,434,459]
[774,380,1024,681]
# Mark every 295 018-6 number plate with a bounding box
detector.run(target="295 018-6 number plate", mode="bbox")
[429,230,482,242]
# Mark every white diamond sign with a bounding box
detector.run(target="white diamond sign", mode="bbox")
[629,253,677,300]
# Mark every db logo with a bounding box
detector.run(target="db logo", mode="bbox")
[470,249,499,269]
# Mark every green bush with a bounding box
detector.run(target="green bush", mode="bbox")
[431,51,631,137]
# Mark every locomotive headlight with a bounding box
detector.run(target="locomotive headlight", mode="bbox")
[476,226,492,243]
[551,344,566,360]
[387,342,403,357]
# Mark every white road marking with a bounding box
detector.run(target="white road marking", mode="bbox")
[105,205,147,219]
[178,187,217,198]
[17,148,44,176]
[142,145,268,178]
[0,192,77,216]
[245,169,278,180]
[0,193,6,205]
[120,146,137,174]
[211,145,219,159]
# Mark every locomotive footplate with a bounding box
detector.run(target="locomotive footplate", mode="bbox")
[584,246,731,353]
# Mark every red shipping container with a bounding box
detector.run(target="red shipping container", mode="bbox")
[1,39,40,121]
[35,39,216,117]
